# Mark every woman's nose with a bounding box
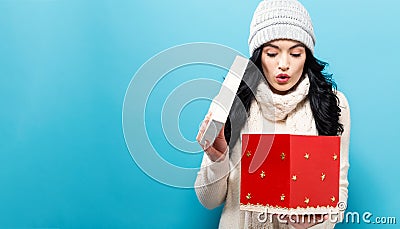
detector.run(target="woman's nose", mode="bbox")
[278,56,289,71]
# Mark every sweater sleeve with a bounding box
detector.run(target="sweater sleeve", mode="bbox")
[304,91,351,229]
[194,150,230,209]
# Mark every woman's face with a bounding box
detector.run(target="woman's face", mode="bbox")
[261,39,306,95]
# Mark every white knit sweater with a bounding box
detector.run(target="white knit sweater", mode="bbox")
[194,79,350,229]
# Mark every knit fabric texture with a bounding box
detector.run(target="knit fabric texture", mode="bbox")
[248,0,316,55]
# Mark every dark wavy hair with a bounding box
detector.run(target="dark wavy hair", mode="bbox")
[224,46,344,147]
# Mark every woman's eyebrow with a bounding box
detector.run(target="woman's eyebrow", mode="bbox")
[289,44,305,50]
[264,43,305,50]
[264,44,279,49]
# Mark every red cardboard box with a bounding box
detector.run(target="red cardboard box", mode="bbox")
[240,134,340,214]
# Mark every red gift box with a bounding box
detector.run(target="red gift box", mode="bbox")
[240,134,340,214]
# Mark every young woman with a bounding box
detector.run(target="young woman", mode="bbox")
[195,0,350,228]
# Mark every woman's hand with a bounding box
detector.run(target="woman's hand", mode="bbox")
[285,214,328,229]
[196,112,228,162]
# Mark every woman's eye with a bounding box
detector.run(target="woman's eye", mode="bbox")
[291,53,301,57]
[266,53,277,57]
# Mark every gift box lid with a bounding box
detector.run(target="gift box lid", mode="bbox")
[199,56,248,147]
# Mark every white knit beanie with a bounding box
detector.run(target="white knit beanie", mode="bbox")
[248,0,316,56]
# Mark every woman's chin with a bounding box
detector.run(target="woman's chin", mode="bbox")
[270,85,293,95]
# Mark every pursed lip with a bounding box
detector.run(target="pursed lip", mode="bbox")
[275,73,291,83]
[276,73,290,79]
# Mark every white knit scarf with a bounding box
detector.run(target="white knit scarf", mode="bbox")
[247,75,317,135]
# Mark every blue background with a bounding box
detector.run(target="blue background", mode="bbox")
[1,0,399,228]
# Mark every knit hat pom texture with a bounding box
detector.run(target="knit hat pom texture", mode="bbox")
[248,0,316,55]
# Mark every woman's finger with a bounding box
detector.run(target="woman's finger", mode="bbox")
[196,112,213,143]
[196,121,206,141]
[205,145,225,162]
